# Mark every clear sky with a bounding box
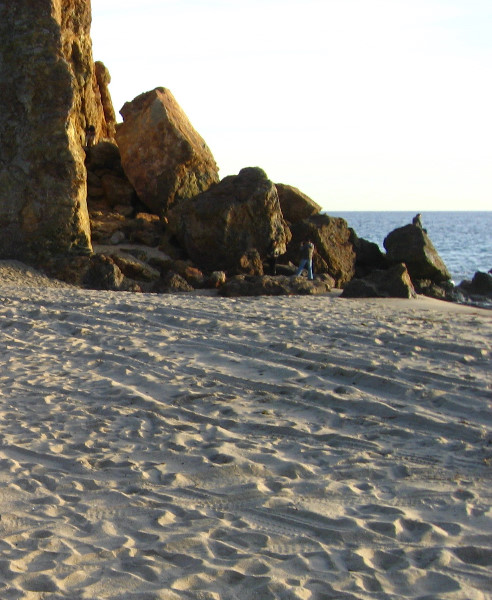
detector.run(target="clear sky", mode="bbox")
[90,0,492,211]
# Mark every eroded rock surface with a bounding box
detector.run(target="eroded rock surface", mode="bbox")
[167,167,291,273]
[275,183,322,224]
[0,0,112,263]
[116,88,220,215]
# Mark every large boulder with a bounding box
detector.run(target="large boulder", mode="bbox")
[286,214,355,287]
[383,224,451,283]
[116,88,220,215]
[0,0,111,262]
[341,263,416,299]
[275,183,322,224]
[167,167,291,273]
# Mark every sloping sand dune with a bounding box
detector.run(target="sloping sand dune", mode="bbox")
[0,261,491,599]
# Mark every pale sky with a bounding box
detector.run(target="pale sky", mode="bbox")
[90,0,492,211]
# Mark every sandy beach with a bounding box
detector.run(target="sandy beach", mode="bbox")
[0,261,491,600]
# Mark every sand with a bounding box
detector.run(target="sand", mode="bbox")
[0,260,491,600]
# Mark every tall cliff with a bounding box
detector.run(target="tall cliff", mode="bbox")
[0,0,114,263]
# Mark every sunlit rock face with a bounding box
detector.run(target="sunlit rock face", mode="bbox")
[167,167,291,273]
[95,61,117,140]
[116,87,220,216]
[275,183,322,224]
[0,0,113,263]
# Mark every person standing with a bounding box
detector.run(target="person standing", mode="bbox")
[295,239,315,280]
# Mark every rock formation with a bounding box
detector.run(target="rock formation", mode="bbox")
[0,0,113,264]
[349,229,388,277]
[458,271,492,302]
[287,214,356,287]
[167,167,291,273]
[219,274,334,297]
[341,263,416,298]
[85,141,138,219]
[383,224,451,284]
[275,184,322,224]
[116,88,220,215]
[94,61,117,140]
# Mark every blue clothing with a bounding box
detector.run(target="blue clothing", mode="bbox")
[296,258,313,280]
[296,241,314,280]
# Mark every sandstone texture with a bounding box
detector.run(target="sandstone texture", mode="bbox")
[275,183,322,224]
[0,0,113,263]
[167,167,291,273]
[116,88,220,215]
[95,61,117,140]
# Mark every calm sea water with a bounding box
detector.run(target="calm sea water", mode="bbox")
[327,211,492,284]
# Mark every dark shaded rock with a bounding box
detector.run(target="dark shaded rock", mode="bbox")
[44,254,140,291]
[383,224,451,283]
[82,255,125,290]
[239,248,264,276]
[459,271,492,297]
[109,253,160,283]
[86,141,139,218]
[89,210,126,244]
[124,213,163,246]
[218,274,334,297]
[86,141,125,175]
[349,229,388,277]
[158,272,194,293]
[275,184,322,224]
[286,214,355,287]
[341,263,416,298]
[159,259,205,288]
[414,279,455,301]
[205,271,227,289]
[167,167,291,273]
[116,88,219,215]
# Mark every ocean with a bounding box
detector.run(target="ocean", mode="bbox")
[328,211,492,285]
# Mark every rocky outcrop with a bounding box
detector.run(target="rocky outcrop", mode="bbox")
[86,141,139,218]
[341,263,416,298]
[94,61,117,140]
[286,214,355,287]
[167,167,291,273]
[275,184,321,224]
[116,88,220,215]
[383,224,451,284]
[0,1,103,262]
[219,274,334,297]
